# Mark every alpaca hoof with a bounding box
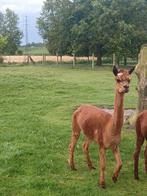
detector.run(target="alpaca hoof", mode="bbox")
[99,182,106,189]
[89,166,96,170]
[67,159,77,171]
[70,165,77,171]
[71,167,77,171]
[112,176,117,183]
[134,176,139,180]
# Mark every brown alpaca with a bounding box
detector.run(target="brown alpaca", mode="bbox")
[134,110,147,180]
[68,66,135,188]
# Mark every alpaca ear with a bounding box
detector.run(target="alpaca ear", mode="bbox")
[128,67,135,74]
[113,65,119,76]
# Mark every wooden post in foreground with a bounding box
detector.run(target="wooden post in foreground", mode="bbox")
[135,45,147,112]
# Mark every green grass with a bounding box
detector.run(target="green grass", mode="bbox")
[0,64,146,196]
[20,46,49,55]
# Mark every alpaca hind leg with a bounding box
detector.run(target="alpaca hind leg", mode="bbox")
[112,147,122,183]
[83,138,95,170]
[68,118,80,170]
[99,147,106,188]
[144,143,147,173]
[133,136,144,180]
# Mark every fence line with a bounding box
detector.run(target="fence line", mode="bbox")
[2,55,96,64]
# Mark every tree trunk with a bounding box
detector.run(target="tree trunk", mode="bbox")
[113,53,116,66]
[124,56,127,66]
[96,44,102,66]
[135,45,147,112]
[115,56,120,66]
[127,45,147,127]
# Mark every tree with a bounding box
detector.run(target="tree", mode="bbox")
[70,0,93,57]
[0,9,23,55]
[90,0,114,65]
[0,36,7,63]
[37,0,73,56]
[0,36,8,54]
[37,0,147,66]
[106,0,147,65]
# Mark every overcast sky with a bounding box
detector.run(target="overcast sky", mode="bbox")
[0,0,45,44]
[0,0,44,14]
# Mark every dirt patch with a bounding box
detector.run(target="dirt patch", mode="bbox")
[102,108,135,123]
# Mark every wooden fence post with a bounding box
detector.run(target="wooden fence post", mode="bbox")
[73,53,76,68]
[113,53,116,66]
[56,52,59,65]
[92,53,94,69]
[60,56,62,64]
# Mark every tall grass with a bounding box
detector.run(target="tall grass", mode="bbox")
[0,64,146,196]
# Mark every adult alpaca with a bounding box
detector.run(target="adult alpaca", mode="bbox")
[68,66,135,188]
[134,110,147,180]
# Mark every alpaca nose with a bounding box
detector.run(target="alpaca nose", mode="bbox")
[124,85,129,92]
[124,84,129,89]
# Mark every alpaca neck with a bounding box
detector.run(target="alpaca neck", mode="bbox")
[113,90,124,135]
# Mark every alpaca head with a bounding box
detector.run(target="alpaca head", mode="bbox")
[113,66,135,94]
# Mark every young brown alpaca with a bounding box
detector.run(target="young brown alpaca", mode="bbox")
[134,110,147,180]
[68,66,135,188]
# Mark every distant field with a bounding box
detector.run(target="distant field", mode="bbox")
[20,46,49,55]
[0,64,146,195]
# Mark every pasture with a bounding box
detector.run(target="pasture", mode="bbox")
[20,46,49,55]
[0,64,146,195]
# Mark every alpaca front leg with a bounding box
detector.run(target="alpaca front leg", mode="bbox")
[68,132,80,170]
[99,148,106,188]
[112,147,122,183]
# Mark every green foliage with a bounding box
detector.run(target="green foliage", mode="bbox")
[0,36,7,63]
[16,50,23,55]
[0,36,8,54]
[0,65,147,195]
[19,45,49,55]
[105,0,147,62]
[71,0,102,58]
[0,9,23,55]
[37,0,147,66]
[0,56,4,63]
[37,0,73,55]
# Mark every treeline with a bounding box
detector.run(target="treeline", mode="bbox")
[0,9,22,55]
[37,0,147,66]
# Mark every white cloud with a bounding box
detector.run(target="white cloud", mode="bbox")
[0,0,45,14]
[0,0,45,44]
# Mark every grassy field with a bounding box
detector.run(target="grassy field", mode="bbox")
[20,46,49,55]
[0,64,146,196]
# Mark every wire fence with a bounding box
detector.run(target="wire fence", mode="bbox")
[2,55,137,68]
